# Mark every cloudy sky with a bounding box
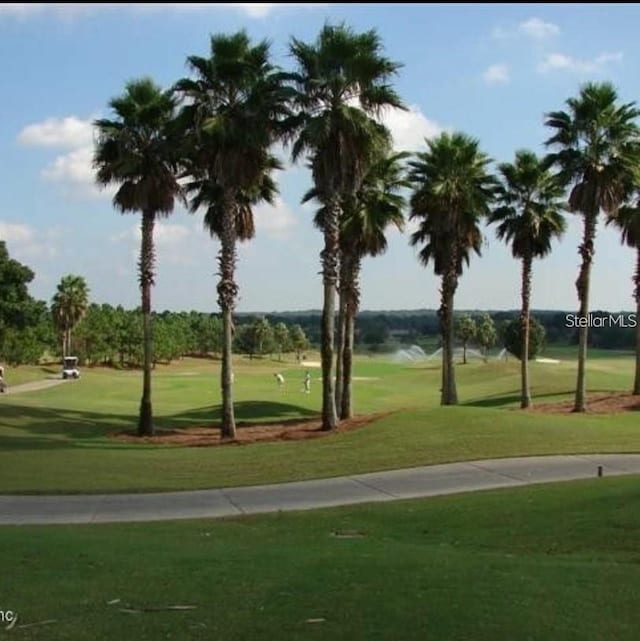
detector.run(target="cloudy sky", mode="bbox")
[1,3,638,313]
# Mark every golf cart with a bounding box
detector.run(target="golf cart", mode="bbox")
[62,357,80,380]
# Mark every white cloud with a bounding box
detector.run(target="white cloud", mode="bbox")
[381,105,443,152]
[493,17,560,40]
[17,116,94,148]
[253,197,297,240]
[0,3,323,19]
[0,221,58,259]
[518,17,560,39]
[0,221,33,244]
[40,146,113,200]
[112,222,196,265]
[112,222,191,245]
[482,63,510,86]
[538,51,623,74]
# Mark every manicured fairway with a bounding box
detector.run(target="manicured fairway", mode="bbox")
[0,352,637,494]
[1,477,639,640]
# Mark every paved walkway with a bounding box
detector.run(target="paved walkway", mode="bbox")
[2,454,639,525]
[1,378,65,395]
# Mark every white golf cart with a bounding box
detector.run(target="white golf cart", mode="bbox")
[62,356,81,380]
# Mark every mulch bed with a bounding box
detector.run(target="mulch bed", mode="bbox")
[110,412,391,447]
[527,392,640,414]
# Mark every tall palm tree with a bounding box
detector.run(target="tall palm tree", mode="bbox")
[289,23,404,430]
[305,150,408,418]
[545,82,640,412]
[51,274,90,358]
[174,31,290,439]
[489,150,566,408]
[94,77,182,436]
[408,132,496,405]
[606,203,640,394]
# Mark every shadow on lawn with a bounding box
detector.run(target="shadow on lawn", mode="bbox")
[463,390,575,409]
[0,400,319,451]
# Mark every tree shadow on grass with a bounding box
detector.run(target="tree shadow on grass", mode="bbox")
[161,400,319,429]
[463,390,575,409]
[0,400,319,451]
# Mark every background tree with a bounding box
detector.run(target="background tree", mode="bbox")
[545,82,640,411]
[252,316,271,357]
[489,150,566,408]
[455,314,476,364]
[290,324,310,361]
[175,31,289,439]
[51,274,90,358]
[289,23,404,430]
[409,132,496,405]
[273,322,290,361]
[94,77,182,436]
[475,312,497,361]
[503,316,546,362]
[607,202,640,394]
[0,241,51,365]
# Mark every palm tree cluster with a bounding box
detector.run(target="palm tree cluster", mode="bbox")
[92,24,640,438]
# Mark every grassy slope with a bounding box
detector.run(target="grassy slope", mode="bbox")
[0,353,637,494]
[1,477,639,640]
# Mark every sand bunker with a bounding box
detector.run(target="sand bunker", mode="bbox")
[536,358,561,364]
[301,361,321,368]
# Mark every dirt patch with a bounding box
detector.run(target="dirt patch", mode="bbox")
[528,392,640,414]
[110,412,391,447]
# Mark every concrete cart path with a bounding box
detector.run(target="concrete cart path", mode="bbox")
[1,378,66,395]
[1,453,639,525]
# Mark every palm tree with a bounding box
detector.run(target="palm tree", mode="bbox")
[489,150,566,408]
[606,203,640,394]
[305,150,407,418]
[545,82,640,412]
[289,23,404,430]
[408,132,496,405]
[174,32,290,439]
[51,274,90,358]
[94,78,182,436]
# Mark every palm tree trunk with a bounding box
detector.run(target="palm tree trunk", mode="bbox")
[218,193,239,439]
[521,253,533,409]
[341,254,360,420]
[574,211,598,412]
[462,340,467,365]
[335,252,348,411]
[320,196,340,431]
[440,247,459,406]
[633,247,640,395]
[138,210,155,437]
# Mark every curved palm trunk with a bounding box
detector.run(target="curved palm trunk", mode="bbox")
[334,258,348,411]
[440,245,459,406]
[520,253,533,409]
[218,193,239,439]
[574,211,598,412]
[320,197,340,431]
[341,253,360,420]
[138,211,155,437]
[633,247,640,395]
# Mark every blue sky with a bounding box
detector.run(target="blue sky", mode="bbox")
[1,3,639,313]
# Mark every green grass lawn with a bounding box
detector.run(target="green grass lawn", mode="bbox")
[1,477,639,640]
[0,352,637,494]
